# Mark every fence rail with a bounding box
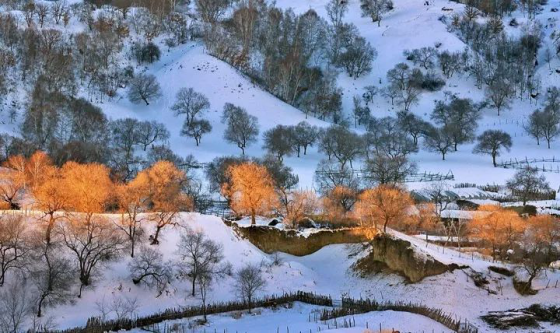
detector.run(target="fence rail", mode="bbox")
[50,291,477,333]
[321,298,478,333]
[315,169,455,183]
[497,157,560,173]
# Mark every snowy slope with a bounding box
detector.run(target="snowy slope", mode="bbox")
[23,213,557,332]
[85,0,560,191]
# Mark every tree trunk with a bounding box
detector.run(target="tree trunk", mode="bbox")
[131,238,135,258]
[152,225,163,245]
[37,297,45,317]
[46,214,55,245]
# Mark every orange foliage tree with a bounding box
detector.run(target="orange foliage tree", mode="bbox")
[322,185,358,224]
[141,161,191,244]
[33,165,68,244]
[223,162,278,225]
[354,186,413,233]
[470,205,525,260]
[60,161,114,224]
[408,203,438,236]
[116,177,151,257]
[57,162,122,297]
[25,151,52,189]
[526,215,560,261]
[283,190,319,228]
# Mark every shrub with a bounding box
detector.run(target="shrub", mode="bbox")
[133,42,161,64]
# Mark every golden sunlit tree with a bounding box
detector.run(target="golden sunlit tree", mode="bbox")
[526,215,560,261]
[0,155,27,209]
[32,165,68,245]
[283,190,319,228]
[515,214,560,294]
[142,161,191,244]
[354,186,413,233]
[223,162,278,225]
[25,151,52,190]
[322,185,358,224]
[470,205,524,260]
[405,203,438,236]
[60,162,114,223]
[58,162,123,297]
[115,174,151,257]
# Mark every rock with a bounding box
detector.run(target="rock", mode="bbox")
[482,311,540,329]
[353,234,463,282]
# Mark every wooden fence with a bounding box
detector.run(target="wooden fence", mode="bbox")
[320,298,479,333]
[50,292,331,333]
[497,157,560,173]
[48,291,478,333]
[315,169,455,183]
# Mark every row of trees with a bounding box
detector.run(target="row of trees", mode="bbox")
[201,0,377,123]
[524,88,560,149]
[449,4,546,115]
[0,213,267,329]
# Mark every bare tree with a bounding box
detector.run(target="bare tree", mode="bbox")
[136,121,170,151]
[198,272,212,322]
[318,125,363,169]
[0,215,30,287]
[431,96,481,151]
[59,217,125,297]
[171,88,210,127]
[262,125,294,161]
[128,246,172,296]
[195,0,232,24]
[30,243,74,317]
[524,110,544,146]
[234,263,266,313]
[176,228,225,297]
[425,181,455,217]
[339,36,376,78]
[35,3,49,28]
[51,1,68,25]
[127,73,162,106]
[292,122,318,157]
[506,167,550,206]
[485,80,513,116]
[360,0,393,27]
[438,50,463,78]
[424,126,454,160]
[222,103,259,155]
[0,279,30,333]
[364,154,417,186]
[109,295,140,321]
[473,130,512,167]
[181,119,212,146]
[538,109,560,149]
[405,47,438,70]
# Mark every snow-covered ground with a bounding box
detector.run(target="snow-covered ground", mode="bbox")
[6,0,557,191]
[22,213,557,332]
[2,0,560,331]
[129,302,454,333]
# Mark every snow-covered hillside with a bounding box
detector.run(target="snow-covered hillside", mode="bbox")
[78,0,560,190]
[18,212,555,332]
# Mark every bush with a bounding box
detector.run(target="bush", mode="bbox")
[133,42,161,64]
[420,73,446,91]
